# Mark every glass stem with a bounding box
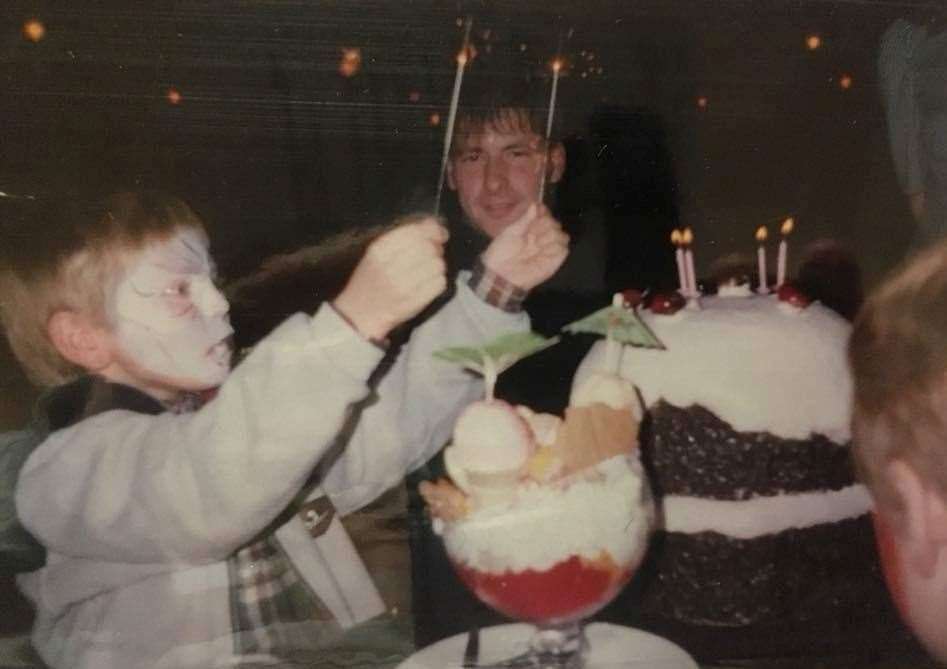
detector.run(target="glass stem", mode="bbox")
[529,621,588,668]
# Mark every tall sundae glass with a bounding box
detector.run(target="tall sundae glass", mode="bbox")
[422,297,662,668]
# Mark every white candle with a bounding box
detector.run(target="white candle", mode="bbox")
[682,227,697,296]
[776,217,794,286]
[755,226,769,294]
[670,229,686,293]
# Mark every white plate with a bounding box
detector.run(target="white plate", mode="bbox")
[398,622,698,668]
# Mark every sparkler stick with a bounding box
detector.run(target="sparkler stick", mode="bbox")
[536,57,562,200]
[434,17,473,217]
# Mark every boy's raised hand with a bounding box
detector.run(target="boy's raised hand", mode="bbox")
[333,217,448,341]
[481,203,570,292]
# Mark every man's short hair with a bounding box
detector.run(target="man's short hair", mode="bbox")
[850,241,947,512]
[450,57,570,151]
[0,191,206,387]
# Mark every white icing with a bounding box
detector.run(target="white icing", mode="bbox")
[574,294,852,442]
[439,455,653,574]
[717,283,753,298]
[661,484,872,539]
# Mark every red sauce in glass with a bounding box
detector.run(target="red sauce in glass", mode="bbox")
[453,554,631,623]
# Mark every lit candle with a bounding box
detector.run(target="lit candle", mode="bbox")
[670,229,687,293]
[755,225,769,294]
[776,217,794,287]
[682,227,697,296]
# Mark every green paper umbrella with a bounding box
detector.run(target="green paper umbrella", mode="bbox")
[434,331,559,400]
[562,303,665,350]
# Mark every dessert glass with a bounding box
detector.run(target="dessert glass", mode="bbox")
[437,453,654,668]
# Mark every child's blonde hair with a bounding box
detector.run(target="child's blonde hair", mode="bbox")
[849,241,947,513]
[0,191,206,387]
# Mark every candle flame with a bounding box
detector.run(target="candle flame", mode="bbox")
[781,217,795,236]
[682,228,694,245]
[756,226,768,243]
[671,229,682,246]
[552,59,563,73]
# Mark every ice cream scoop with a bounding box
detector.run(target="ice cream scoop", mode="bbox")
[451,399,535,470]
[569,370,641,419]
[445,399,535,506]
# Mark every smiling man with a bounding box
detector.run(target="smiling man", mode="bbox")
[441,76,606,301]
[448,106,566,239]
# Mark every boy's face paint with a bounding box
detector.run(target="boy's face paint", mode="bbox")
[109,229,233,393]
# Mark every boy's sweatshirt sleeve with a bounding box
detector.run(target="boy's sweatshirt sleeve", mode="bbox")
[318,271,529,515]
[16,304,388,564]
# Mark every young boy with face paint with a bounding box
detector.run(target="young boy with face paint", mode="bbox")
[849,241,947,663]
[0,191,567,668]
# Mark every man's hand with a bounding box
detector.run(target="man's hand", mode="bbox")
[481,204,569,292]
[332,217,448,341]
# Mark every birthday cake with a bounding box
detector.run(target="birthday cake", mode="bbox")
[420,371,653,626]
[573,285,884,631]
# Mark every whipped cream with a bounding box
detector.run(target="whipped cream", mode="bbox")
[438,455,652,574]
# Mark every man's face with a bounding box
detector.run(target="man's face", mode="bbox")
[106,228,234,398]
[447,119,561,239]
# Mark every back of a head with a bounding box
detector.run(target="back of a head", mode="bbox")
[0,190,205,388]
[850,239,947,663]
[849,242,947,511]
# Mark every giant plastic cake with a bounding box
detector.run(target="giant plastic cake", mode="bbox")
[573,285,879,629]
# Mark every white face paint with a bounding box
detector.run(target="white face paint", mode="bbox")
[109,229,233,392]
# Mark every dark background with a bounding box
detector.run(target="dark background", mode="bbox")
[0,0,932,425]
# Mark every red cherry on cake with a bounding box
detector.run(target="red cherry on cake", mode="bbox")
[646,290,686,315]
[621,288,644,309]
[777,282,811,308]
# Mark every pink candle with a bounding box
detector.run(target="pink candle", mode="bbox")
[670,229,687,293]
[682,227,697,296]
[755,226,769,294]
[776,217,794,286]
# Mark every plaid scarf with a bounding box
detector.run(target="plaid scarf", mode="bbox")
[228,532,340,658]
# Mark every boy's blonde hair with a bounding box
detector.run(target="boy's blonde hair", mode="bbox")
[849,241,947,513]
[0,191,207,387]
